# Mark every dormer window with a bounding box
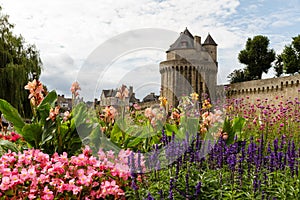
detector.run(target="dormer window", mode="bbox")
[181,41,188,48]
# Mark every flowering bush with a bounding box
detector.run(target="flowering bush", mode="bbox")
[224,96,300,139]
[0,80,103,156]
[0,132,21,143]
[0,146,140,199]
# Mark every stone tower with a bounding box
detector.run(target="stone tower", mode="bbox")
[159,28,218,107]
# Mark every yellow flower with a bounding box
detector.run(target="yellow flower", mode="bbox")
[202,99,212,109]
[159,96,168,108]
[190,92,199,101]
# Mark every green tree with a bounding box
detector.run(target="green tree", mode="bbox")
[0,6,42,118]
[238,35,275,80]
[274,54,284,77]
[227,68,250,84]
[280,35,300,75]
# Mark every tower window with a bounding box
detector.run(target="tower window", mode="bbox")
[181,41,188,48]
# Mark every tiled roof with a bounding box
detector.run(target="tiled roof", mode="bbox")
[203,34,217,46]
[167,28,195,52]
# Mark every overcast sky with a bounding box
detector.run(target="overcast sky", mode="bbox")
[0,0,300,101]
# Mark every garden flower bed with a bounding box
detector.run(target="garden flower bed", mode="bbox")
[0,80,299,199]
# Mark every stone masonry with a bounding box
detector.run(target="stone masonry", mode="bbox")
[159,28,218,107]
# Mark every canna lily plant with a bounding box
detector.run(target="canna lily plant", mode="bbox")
[0,80,99,156]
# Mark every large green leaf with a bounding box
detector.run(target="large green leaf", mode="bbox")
[72,103,88,127]
[0,139,19,153]
[22,123,43,148]
[165,124,178,136]
[0,99,25,134]
[127,136,143,148]
[232,116,246,138]
[37,90,57,123]
[222,117,234,145]
[110,123,123,142]
[38,90,57,108]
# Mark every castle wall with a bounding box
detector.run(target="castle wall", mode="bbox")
[221,74,300,104]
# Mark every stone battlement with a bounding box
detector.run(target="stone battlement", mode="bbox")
[219,74,300,103]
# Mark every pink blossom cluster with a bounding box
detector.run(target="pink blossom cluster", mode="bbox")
[200,109,224,139]
[24,79,44,106]
[0,146,138,199]
[225,96,300,135]
[0,132,21,142]
[70,81,81,97]
[144,106,166,128]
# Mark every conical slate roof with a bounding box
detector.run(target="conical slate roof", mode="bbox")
[167,28,195,52]
[203,34,217,46]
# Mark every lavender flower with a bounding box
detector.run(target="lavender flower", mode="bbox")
[169,177,174,200]
[145,192,154,200]
[227,154,237,172]
[158,189,164,200]
[131,179,138,191]
[194,181,201,197]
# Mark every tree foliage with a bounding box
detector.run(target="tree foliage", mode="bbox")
[238,35,275,80]
[279,35,300,75]
[227,69,250,84]
[274,54,283,77]
[0,6,42,118]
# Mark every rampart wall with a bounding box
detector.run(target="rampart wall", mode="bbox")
[217,74,300,104]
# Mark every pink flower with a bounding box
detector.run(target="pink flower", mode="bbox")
[28,193,36,199]
[63,111,71,122]
[144,108,153,119]
[42,186,54,200]
[103,106,117,123]
[70,81,81,97]
[0,176,10,190]
[133,103,141,110]
[24,79,44,106]
[47,106,60,121]
[115,84,129,100]
[27,166,36,179]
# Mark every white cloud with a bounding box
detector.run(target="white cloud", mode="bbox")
[0,0,299,100]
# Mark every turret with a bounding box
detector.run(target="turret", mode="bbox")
[202,33,217,64]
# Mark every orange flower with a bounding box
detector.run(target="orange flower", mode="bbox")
[70,81,81,97]
[103,106,117,123]
[171,109,180,120]
[24,79,44,106]
[47,106,60,121]
[159,96,168,108]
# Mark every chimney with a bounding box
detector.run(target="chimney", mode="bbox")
[194,36,201,51]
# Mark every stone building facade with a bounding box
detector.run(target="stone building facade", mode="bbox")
[160,28,218,107]
[99,86,139,107]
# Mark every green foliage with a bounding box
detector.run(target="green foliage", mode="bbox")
[237,35,275,80]
[0,99,25,134]
[220,116,246,145]
[276,34,300,75]
[274,54,284,77]
[0,140,18,156]
[0,7,42,118]
[281,45,299,74]
[227,68,250,83]
[0,90,84,155]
